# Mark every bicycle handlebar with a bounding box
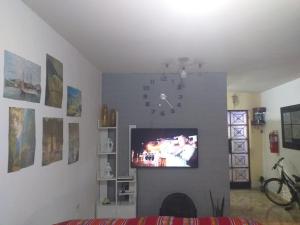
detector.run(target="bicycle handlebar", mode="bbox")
[272,157,284,170]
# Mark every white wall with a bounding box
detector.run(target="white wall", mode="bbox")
[0,1,101,224]
[261,78,300,180]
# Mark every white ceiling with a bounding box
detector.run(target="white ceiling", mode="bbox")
[23,0,300,92]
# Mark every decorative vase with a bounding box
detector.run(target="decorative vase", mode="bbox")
[106,138,114,152]
[101,104,109,127]
[104,162,113,178]
[110,109,116,127]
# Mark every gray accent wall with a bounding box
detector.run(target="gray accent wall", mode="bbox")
[102,73,229,216]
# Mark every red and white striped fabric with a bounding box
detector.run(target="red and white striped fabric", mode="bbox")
[53,216,262,225]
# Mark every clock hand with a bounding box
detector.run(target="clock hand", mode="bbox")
[164,98,174,109]
[160,93,174,109]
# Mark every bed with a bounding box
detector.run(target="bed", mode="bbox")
[53,216,262,225]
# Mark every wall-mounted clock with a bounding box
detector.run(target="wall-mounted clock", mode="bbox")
[142,75,184,116]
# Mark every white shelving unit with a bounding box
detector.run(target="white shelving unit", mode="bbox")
[96,114,136,218]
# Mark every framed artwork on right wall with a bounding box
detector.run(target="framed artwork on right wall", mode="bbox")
[280,104,300,150]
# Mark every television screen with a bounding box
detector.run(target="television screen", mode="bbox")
[130,128,198,168]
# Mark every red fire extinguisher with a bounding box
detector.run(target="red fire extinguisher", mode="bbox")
[269,131,279,153]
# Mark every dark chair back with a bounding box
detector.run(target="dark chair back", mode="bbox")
[159,192,197,218]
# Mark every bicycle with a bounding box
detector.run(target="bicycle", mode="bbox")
[263,157,300,208]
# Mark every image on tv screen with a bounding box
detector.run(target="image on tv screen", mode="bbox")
[131,128,198,168]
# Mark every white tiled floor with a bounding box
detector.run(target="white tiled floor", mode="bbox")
[230,189,300,225]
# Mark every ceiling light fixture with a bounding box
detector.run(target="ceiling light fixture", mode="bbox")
[161,57,202,89]
[178,57,202,78]
[180,67,188,79]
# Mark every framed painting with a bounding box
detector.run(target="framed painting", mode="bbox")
[67,86,81,117]
[45,54,63,108]
[4,50,41,103]
[68,123,79,164]
[42,118,63,165]
[8,107,35,172]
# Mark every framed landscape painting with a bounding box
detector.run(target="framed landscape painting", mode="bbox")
[4,50,41,103]
[67,86,82,117]
[68,123,79,164]
[42,118,63,165]
[45,54,63,108]
[8,107,35,172]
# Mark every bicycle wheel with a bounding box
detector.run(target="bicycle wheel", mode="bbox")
[264,178,294,206]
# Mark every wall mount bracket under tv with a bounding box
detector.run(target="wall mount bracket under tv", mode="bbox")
[130,128,198,168]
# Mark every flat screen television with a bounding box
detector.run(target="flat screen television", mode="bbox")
[130,128,198,168]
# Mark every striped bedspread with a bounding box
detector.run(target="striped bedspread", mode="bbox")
[53,216,262,225]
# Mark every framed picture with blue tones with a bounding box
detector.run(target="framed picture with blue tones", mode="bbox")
[67,86,82,117]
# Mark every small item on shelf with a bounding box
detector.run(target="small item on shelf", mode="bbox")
[121,183,126,193]
[110,109,116,127]
[106,138,114,152]
[102,197,111,205]
[100,104,109,127]
[118,176,134,180]
[104,162,113,178]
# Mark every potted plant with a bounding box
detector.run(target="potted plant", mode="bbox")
[209,190,224,217]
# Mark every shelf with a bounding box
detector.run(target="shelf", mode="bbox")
[96,114,136,218]
[97,200,117,207]
[97,152,116,155]
[97,177,116,181]
[98,126,117,130]
[97,120,117,130]
[117,176,134,181]
[117,180,135,183]
[119,191,135,196]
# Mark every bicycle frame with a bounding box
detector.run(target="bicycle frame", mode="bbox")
[264,157,300,208]
[277,164,299,205]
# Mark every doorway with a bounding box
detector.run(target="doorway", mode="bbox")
[228,110,251,189]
